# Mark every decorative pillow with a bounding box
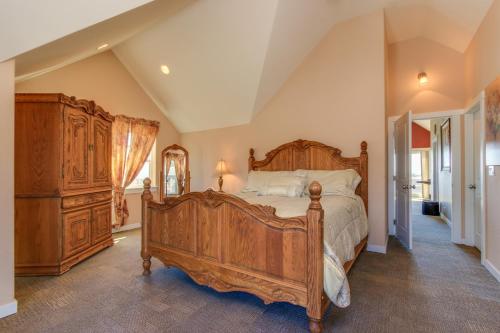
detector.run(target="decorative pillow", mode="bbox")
[258,184,305,197]
[242,171,297,192]
[296,169,362,196]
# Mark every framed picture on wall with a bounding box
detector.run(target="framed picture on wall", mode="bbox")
[441,118,451,171]
[486,78,500,166]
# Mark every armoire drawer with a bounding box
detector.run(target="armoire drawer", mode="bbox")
[62,191,112,209]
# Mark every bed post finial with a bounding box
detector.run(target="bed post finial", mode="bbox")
[361,141,367,154]
[141,178,153,276]
[308,181,322,210]
[248,148,255,172]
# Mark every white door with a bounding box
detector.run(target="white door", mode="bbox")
[395,111,413,250]
[473,111,482,250]
[465,108,483,251]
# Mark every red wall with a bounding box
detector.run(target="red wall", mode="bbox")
[412,122,430,149]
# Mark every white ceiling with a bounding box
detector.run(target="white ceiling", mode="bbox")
[13,0,494,132]
[14,0,194,81]
[384,0,493,53]
[0,0,154,62]
[114,0,280,132]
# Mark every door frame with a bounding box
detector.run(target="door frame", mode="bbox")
[464,91,486,263]
[387,109,464,243]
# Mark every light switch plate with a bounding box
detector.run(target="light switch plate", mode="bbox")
[488,165,496,176]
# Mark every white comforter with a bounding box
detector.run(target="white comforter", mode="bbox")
[235,192,368,307]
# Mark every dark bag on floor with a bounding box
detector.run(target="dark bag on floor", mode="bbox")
[422,201,440,216]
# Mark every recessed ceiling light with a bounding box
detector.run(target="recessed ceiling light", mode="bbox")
[161,65,170,75]
[97,43,109,50]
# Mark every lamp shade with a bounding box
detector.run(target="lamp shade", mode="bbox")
[216,159,228,176]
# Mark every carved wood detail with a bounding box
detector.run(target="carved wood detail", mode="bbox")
[149,246,307,307]
[15,93,114,122]
[153,190,307,231]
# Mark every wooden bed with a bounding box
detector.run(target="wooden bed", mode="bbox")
[141,139,368,332]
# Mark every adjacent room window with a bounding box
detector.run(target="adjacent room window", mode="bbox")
[126,140,156,190]
[411,151,423,200]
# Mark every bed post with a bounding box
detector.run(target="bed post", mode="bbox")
[248,148,255,172]
[306,181,324,333]
[141,178,153,276]
[359,141,368,213]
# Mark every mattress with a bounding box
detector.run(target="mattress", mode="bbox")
[235,192,368,307]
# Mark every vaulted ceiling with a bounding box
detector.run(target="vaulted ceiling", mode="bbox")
[384,0,493,53]
[14,0,493,133]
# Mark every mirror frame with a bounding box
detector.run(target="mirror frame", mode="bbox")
[160,144,190,200]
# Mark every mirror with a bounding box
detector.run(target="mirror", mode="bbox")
[160,144,190,200]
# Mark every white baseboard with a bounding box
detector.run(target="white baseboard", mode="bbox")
[440,213,451,227]
[484,259,500,282]
[0,299,17,318]
[112,222,141,233]
[367,236,388,254]
[462,239,475,247]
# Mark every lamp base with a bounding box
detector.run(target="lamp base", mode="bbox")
[218,176,223,192]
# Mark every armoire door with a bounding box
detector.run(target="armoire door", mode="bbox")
[62,209,91,259]
[63,108,91,191]
[91,203,112,245]
[91,118,112,187]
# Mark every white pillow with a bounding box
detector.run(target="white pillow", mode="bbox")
[242,171,296,192]
[258,184,305,197]
[296,169,361,196]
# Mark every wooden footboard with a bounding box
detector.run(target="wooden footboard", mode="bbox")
[141,139,368,333]
[141,179,327,332]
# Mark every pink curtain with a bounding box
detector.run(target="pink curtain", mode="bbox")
[165,152,186,195]
[112,115,159,227]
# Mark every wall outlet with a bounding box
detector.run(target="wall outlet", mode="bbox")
[488,165,496,176]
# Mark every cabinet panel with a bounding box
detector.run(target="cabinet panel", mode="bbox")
[63,209,91,259]
[63,108,91,190]
[92,204,112,245]
[15,102,61,196]
[92,118,112,187]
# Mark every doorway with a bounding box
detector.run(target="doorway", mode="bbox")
[410,117,452,244]
[388,110,466,248]
[410,119,433,218]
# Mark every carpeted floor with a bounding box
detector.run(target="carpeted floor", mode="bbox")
[1,214,499,333]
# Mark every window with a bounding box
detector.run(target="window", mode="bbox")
[126,140,156,190]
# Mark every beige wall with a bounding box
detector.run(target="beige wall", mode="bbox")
[388,37,465,117]
[465,0,500,273]
[0,60,16,316]
[182,11,388,248]
[16,51,180,226]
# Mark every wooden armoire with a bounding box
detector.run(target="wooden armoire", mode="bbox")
[15,93,114,276]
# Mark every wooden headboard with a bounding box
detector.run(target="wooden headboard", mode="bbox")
[248,139,368,212]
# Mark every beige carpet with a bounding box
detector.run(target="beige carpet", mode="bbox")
[1,214,499,332]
